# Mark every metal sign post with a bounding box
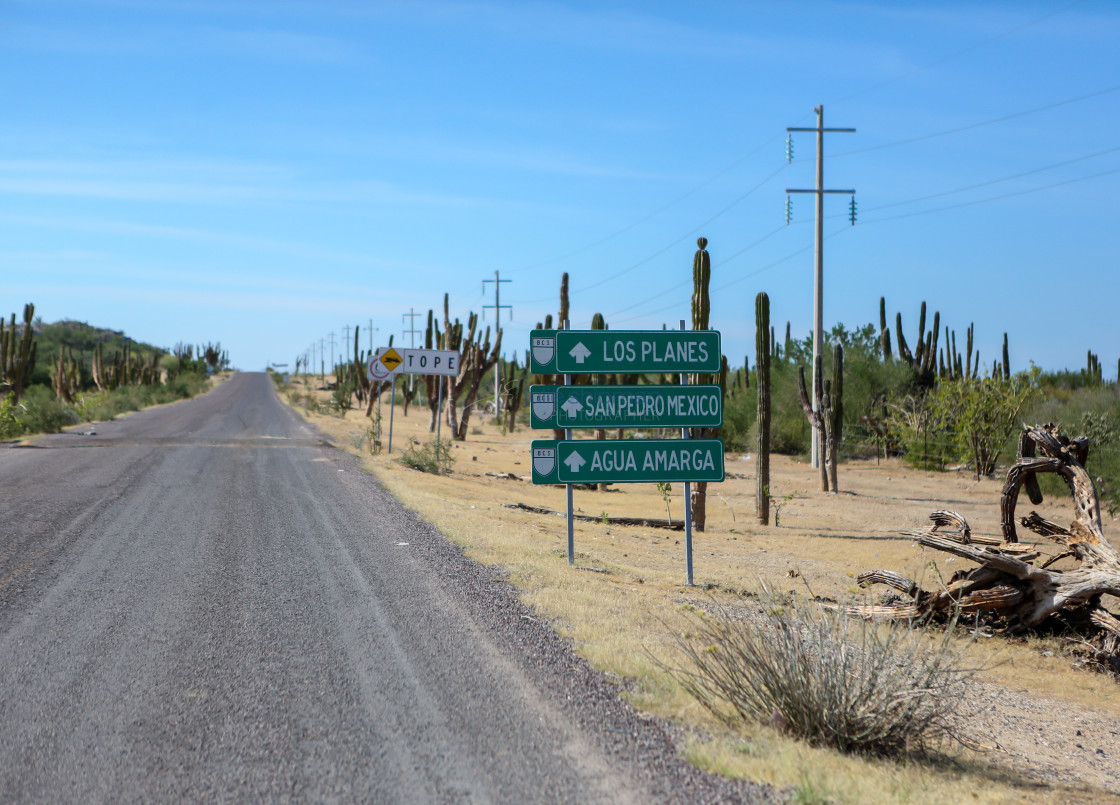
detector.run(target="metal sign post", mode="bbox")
[388,375,397,453]
[680,319,694,586]
[563,319,574,566]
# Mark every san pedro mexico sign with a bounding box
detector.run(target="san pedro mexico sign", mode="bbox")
[531,439,724,485]
[530,384,723,430]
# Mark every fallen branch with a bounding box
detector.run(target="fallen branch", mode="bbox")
[849,424,1120,670]
[503,502,684,530]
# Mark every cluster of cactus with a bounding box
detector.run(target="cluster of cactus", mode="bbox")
[51,347,80,403]
[755,292,771,525]
[442,294,503,441]
[1086,350,1103,384]
[202,343,228,374]
[1,304,37,403]
[91,340,162,391]
[880,297,1012,381]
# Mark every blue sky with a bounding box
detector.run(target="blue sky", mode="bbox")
[2,0,1117,378]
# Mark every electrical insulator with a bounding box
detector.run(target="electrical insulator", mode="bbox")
[785,133,794,163]
[785,195,793,225]
[849,196,857,226]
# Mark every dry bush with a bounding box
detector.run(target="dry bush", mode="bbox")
[668,593,978,757]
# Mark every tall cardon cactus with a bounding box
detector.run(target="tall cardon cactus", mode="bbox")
[689,237,725,532]
[755,292,770,525]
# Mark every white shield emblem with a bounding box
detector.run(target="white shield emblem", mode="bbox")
[531,391,555,422]
[532,447,556,477]
[532,336,555,367]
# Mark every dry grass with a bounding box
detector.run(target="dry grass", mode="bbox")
[283,376,1120,805]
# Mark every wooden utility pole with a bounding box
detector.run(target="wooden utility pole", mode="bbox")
[786,105,855,467]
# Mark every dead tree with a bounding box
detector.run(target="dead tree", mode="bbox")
[850,424,1120,667]
[797,356,836,493]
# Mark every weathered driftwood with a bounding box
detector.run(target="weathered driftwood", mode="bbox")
[850,425,1120,665]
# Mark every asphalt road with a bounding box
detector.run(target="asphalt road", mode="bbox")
[0,373,776,804]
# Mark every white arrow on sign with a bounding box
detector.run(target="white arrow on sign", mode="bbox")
[563,451,586,473]
[560,397,583,417]
[568,342,591,364]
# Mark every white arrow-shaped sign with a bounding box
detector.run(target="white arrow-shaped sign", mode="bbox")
[560,397,583,417]
[568,342,591,364]
[563,450,586,473]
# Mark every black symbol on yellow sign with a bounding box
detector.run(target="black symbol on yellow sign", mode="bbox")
[379,349,403,371]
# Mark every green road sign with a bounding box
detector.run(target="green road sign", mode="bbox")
[529,329,721,374]
[530,384,723,429]
[531,438,724,484]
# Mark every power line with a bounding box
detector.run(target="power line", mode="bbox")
[861,146,1120,213]
[832,84,1120,159]
[503,2,1083,279]
[510,163,789,305]
[599,152,1119,327]
[506,135,790,275]
[859,165,1120,225]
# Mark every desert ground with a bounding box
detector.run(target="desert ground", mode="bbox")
[284,376,1120,805]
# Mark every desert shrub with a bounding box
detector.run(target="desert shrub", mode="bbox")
[329,379,355,414]
[15,386,78,433]
[395,439,453,474]
[0,393,25,439]
[667,594,975,757]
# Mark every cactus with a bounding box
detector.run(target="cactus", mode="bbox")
[965,324,974,380]
[914,301,927,367]
[503,353,529,433]
[879,296,892,362]
[558,272,569,327]
[831,343,844,452]
[1002,333,1010,380]
[755,292,771,525]
[691,238,710,331]
[895,312,911,364]
[420,309,446,430]
[1086,350,1102,384]
[51,347,79,403]
[0,304,37,403]
[689,237,724,532]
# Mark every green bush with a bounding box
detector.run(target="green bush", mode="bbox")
[395,439,454,474]
[15,386,78,433]
[0,393,25,439]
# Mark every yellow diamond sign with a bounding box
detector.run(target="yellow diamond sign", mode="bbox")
[379,348,403,371]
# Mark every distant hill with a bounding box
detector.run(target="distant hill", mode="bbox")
[33,320,165,364]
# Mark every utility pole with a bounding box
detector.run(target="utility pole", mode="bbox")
[328,332,336,377]
[402,309,422,349]
[482,270,512,415]
[368,319,375,353]
[343,324,351,362]
[786,105,855,468]
[319,338,325,384]
[403,309,422,391]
